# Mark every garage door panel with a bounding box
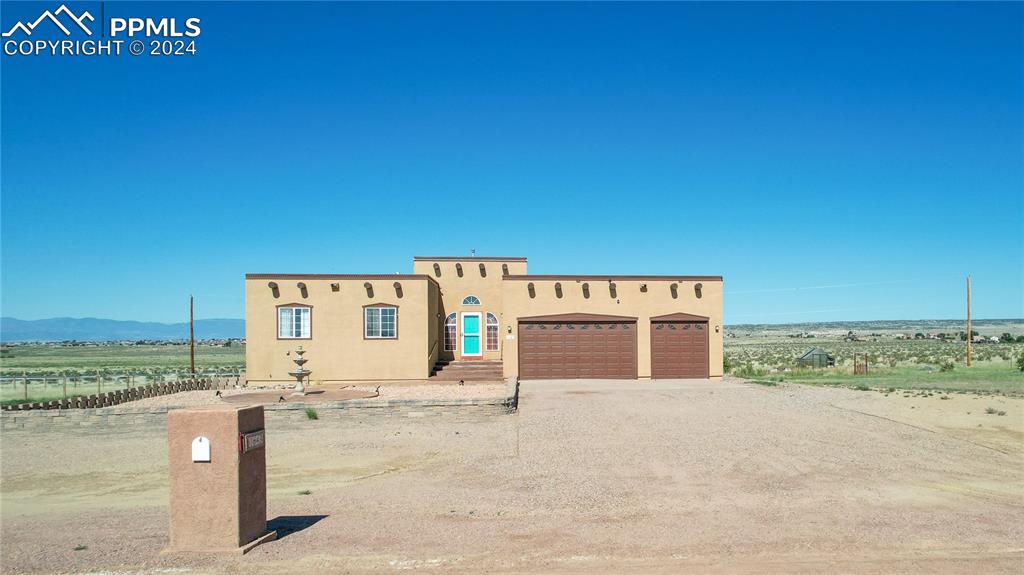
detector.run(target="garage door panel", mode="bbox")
[651,321,709,379]
[519,320,636,379]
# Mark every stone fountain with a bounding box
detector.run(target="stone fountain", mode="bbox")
[288,346,311,396]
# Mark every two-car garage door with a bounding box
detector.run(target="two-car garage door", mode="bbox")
[518,312,709,380]
[518,314,637,379]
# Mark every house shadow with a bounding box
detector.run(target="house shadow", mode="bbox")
[267,515,328,540]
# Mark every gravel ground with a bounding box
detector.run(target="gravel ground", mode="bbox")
[121,383,508,409]
[1,379,1021,574]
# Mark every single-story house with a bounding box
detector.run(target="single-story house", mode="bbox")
[245,256,723,383]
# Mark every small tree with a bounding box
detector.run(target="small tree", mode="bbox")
[999,333,1014,343]
[1017,354,1024,372]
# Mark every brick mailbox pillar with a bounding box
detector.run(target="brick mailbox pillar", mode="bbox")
[165,405,276,554]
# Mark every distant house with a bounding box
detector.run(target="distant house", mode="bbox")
[796,347,835,368]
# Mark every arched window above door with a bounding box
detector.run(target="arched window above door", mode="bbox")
[462,295,481,305]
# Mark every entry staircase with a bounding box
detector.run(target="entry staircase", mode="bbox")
[429,360,504,382]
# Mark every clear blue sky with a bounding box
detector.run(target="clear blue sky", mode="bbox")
[2,2,1021,324]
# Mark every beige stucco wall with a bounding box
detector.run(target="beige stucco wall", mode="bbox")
[500,278,724,379]
[412,258,528,362]
[245,276,435,383]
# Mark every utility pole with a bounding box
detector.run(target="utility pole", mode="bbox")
[966,275,972,367]
[190,294,195,376]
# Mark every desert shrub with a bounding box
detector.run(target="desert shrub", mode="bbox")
[734,364,768,379]
[939,361,954,372]
[1017,353,1024,372]
[304,408,318,420]
[723,355,732,373]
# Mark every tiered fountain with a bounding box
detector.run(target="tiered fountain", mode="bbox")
[288,346,311,396]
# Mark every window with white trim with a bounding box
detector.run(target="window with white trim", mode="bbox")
[462,295,481,305]
[444,312,457,351]
[486,313,499,351]
[278,306,310,339]
[365,306,397,339]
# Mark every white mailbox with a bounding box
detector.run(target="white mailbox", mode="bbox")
[191,436,211,462]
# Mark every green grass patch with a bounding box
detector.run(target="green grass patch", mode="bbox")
[778,361,1023,395]
[304,408,318,420]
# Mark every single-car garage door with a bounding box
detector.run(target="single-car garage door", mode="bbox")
[518,313,637,379]
[650,312,709,379]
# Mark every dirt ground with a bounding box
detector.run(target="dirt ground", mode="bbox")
[1,379,1022,574]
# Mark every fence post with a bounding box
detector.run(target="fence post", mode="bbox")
[63,372,67,400]
[96,370,101,396]
[23,371,28,400]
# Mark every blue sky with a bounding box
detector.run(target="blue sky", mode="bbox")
[1,2,1021,324]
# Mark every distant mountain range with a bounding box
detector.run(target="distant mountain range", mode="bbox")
[0,317,245,342]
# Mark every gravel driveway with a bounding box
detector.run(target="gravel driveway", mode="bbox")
[1,379,1021,574]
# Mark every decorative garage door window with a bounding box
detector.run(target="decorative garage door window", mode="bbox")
[444,313,457,351]
[364,307,397,339]
[278,306,311,339]
[486,313,499,351]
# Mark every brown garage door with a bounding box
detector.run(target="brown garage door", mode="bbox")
[651,312,709,379]
[518,313,637,379]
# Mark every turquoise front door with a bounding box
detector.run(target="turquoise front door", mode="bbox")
[462,314,481,356]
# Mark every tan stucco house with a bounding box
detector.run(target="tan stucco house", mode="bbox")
[245,256,723,383]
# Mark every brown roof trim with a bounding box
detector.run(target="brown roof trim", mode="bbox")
[518,313,638,323]
[413,256,527,262]
[246,273,437,285]
[650,312,710,322]
[504,274,722,281]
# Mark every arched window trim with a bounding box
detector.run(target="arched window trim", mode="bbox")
[462,295,481,305]
[443,312,457,351]
[485,312,499,352]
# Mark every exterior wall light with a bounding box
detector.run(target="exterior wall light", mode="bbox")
[393,282,403,298]
[455,263,464,277]
[670,283,679,299]
[501,263,509,276]
[330,283,340,292]
[582,282,590,299]
[527,282,536,298]
[364,282,374,298]
[297,282,308,298]
[695,283,703,299]
[479,263,487,277]
[433,263,441,277]
[268,282,280,298]
[554,282,563,298]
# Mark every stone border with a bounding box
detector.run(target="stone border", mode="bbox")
[0,378,232,411]
[0,377,520,432]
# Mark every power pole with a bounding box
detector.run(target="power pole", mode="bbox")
[966,275,972,367]
[190,292,195,374]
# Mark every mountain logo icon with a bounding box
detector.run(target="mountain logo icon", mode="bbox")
[2,4,95,37]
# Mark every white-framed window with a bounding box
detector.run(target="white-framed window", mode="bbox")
[278,306,311,339]
[365,306,398,339]
[486,312,499,351]
[462,295,481,305]
[444,312,457,351]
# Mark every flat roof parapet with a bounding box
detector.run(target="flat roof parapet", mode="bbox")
[503,274,722,281]
[413,256,527,262]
